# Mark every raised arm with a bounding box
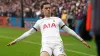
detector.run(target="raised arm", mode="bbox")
[59,18,90,48]
[62,25,83,41]
[7,27,37,46]
[62,25,90,48]
[7,20,40,46]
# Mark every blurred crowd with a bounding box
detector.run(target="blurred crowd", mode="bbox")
[0,0,89,34]
[0,0,88,17]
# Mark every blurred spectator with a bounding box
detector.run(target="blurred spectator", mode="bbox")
[51,5,59,16]
[60,9,68,24]
[24,7,33,18]
[67,11,75,30]
[75,8,84,35]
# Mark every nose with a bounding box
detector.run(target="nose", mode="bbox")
[46,9,50,12]
[47,8,50,10]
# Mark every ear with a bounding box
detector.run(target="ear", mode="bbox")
[41,9,43,13]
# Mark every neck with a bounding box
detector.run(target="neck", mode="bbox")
[45,15,51,17]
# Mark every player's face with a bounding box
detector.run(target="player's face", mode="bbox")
[42,4,51,17]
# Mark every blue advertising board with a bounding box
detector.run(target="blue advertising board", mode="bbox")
[9,17,39,28]
[9,17,22,27]
[24,18,39,28]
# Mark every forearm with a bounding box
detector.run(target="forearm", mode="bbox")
[14,28,36,42]
[62,26,83,41]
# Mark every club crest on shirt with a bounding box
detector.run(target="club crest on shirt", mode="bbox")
[53,19,55,22]
[43,23,56,29]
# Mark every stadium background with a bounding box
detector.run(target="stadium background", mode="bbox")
[0,0,97,56]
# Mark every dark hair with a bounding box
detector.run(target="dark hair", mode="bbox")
[41,2,50,9]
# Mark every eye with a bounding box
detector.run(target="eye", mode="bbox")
[45,7,50,9]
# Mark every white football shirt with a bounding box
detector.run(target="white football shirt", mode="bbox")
[33,17,65,43]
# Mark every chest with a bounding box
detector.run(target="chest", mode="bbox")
[40,19,59,30]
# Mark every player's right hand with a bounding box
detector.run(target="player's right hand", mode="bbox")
[7,41,16,46]
[82,40,91,48]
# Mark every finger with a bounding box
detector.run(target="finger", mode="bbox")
[7,42,14,46]
[83,42,90,48]
[87,45,91,48]
[85,44,90,48]
[7,44,11,46]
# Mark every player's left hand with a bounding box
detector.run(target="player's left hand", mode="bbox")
[7,41,16,46]
[82,40,91,48]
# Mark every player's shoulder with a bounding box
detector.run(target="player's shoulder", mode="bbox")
[35,19,43,24]
[50,17,61,20]
[50,17,60,19]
